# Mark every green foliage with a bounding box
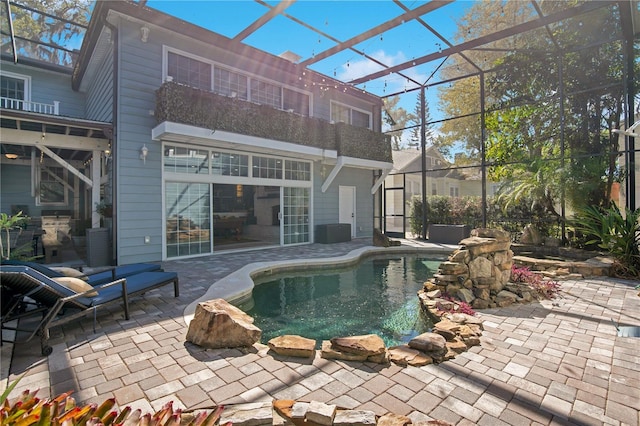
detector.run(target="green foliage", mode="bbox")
[6,0,91,66]
[573,205,640,277]
[0,211,29,260]
[408,194,560,241]
[0,384,225,426]
[156,82,392,162]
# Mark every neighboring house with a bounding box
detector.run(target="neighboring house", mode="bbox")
[0,1,392,265]
[383,148,500,234]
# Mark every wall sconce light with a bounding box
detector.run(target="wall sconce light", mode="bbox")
[104,148,111,162]
[140,144,149,163]
[4,153,18,160]
[140,26,149,43]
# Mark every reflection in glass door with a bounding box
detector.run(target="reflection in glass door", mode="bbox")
[282,187,309,245]
[165,182,211,258]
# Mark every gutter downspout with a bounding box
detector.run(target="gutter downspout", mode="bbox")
[105,20,118,265]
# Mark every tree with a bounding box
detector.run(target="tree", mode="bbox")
[383,96,414,150]
[438,0,534,158]
[2,0,91,66]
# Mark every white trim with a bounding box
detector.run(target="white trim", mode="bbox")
[330,100,372,130]
[0,70,31,103]
[153,121,338,161]
[371,169,391,194]
[162,46,313,115]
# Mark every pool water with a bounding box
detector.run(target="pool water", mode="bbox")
[241,255,442,347]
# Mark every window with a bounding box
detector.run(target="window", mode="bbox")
[250,79,281,109]
[285,160,311,181]
[214,68,248,100]
[163,145,209,174]
[331,103,350,124]
[39,166,67,205]
[431,182,437,196]
[283,88,309,116]
[449,186,459,197]
[167,52,211,90]
[165,182,211,258]
[351,109,371,128]
[331,102,372,129]
[1,72,29,110]
[253,156,282,179]
[212,151,248,176]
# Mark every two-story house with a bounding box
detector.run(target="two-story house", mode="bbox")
[0,1,392,265]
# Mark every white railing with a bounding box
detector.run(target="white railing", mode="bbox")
[0,97,60,115]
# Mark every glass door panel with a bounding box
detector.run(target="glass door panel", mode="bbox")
[282,187,309,245]
[165,182,211,258]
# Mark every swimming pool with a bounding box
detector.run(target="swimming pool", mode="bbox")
[240,255,443,347]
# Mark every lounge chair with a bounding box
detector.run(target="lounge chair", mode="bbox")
[0,260,163,285]
[0,264,179,356]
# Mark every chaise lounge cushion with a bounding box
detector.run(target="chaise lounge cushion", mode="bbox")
[50,267,89,281]
[0,260,162,285]
[52,276,98,297]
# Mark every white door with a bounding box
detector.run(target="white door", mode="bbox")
[339,185,356,237]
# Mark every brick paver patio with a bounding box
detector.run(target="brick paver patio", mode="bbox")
[1,239,639,425]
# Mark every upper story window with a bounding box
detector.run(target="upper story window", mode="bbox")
[283,88,310,116]
[164,48,310,116]
[214,68,248,100]
[250,79,282,110]
[167,52,211,90]
[331,101,371,129]
[1,72,30,110]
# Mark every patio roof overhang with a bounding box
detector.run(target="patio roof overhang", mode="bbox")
[152,121,392,193]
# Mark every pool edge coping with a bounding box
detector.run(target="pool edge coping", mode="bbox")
[183,244,455,326]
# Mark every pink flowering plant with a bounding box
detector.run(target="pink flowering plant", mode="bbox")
[511,265,561,300]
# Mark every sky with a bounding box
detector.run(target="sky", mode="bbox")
[145,0,473,146]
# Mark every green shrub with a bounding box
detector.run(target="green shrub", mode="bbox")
[573,205,640,277]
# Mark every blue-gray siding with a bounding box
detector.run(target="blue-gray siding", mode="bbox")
[1,62,85,118]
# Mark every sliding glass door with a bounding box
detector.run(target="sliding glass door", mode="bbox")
[165,182,211,257]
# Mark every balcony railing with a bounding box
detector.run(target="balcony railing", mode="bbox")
[155,82,392,163]
[0,97,60,115]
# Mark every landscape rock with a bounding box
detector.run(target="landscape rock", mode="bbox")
[408,332,446,353]
[377,413,412,426]
[268,335,316,358]
[186,299,261,349]
[220,402,273,426]
[329,334,385,356]
[306,401,336,425]
[320,341,368,362]
[333,410,376,426]
[387,346,433,366]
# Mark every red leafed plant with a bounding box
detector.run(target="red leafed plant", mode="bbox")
[511,265,561,300]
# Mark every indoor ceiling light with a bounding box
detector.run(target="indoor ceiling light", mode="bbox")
[4,153,18,160]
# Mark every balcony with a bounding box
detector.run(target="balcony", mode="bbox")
[155,82,392,163]
[1,97,60,115]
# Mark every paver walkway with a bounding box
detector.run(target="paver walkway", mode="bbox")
[1,239,639,425]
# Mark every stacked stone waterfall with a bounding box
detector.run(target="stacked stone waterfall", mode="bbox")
[423,228,515,309]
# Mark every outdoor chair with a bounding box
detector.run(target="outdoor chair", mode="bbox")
[0,260,163,285]
[0,264,179,356]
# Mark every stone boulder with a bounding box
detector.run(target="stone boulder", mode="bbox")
[387,345,433,367]
[186,299,261,349]
[330,334,385,356]
[408,332,446,353]
[268,335,316,358]
[321,335,388,363]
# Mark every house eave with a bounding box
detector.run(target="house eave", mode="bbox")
[151,121,338,161]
